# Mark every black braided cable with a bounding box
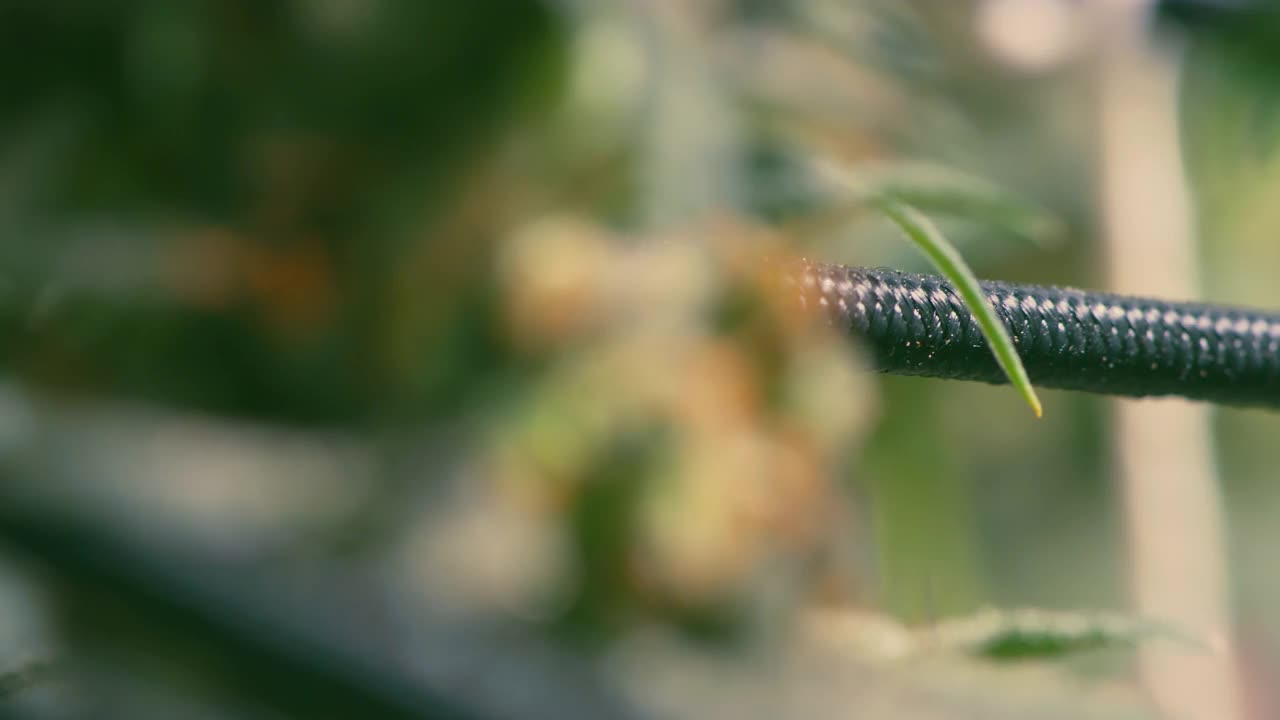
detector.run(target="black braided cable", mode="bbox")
[791,262,1280,409]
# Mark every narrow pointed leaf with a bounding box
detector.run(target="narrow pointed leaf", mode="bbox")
[877,201,1043,417]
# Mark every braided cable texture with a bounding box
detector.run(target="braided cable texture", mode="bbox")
[793,262,1280,408]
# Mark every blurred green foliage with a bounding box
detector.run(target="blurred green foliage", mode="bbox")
[0,0,563,425]
[3,1,1280,718]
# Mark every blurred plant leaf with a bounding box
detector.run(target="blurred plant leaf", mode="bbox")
[825,161,1064,247]
[927,608,1204,662]
[0,0,567,427]
[1158,0,1280,72]
[876,201,1043,417]
[0,658,57,699]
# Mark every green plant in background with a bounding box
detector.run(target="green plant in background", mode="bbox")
[3,1,1262,718]
[0,0,565,426]
[876,200,1042,417]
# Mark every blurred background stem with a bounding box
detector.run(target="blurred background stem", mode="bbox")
[1092,1,1241,717]
[862,380,981,623]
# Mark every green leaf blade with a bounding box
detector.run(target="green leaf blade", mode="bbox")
[927,607,1206,662]
[876,201,1043,418]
